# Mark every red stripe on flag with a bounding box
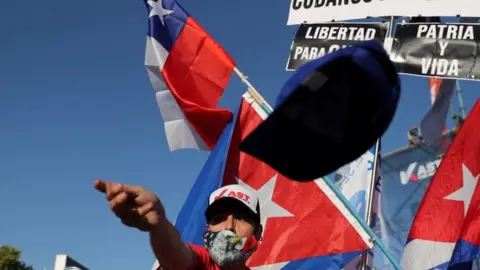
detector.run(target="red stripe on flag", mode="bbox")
[162,17,235,149]
[452,100,480,244]
[409,99,480,242]
[223,98,267,186]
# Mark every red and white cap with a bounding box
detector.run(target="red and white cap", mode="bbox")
[205,184,260,222]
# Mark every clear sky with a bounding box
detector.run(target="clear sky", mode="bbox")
[1,0,479,269]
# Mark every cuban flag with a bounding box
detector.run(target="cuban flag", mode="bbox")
[335,143,381,270]
[401,99,480,269]
[173,91,373,269]
[144,0,235,151]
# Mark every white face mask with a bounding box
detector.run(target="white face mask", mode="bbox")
[203,230,258,267]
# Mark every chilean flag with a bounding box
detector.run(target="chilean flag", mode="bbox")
[144,0,235,151]
[401,99,480,269]
[173,92,373,269]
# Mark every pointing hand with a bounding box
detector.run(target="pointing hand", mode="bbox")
[95,179,165,232]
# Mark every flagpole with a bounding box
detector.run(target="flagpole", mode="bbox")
[360,139,381,270]
[233,67,273,114]
[366,141,380,225]
[233,67,402,270]
[359,15,396,270]
[456,80,467,119]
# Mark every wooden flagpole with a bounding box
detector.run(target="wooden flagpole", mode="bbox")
[233,67,273,114]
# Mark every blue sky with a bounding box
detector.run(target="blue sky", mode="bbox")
[1,0,479,269]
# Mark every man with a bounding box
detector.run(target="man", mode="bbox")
[95,180,262,270]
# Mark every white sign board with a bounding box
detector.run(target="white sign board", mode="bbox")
[286,0,478,25]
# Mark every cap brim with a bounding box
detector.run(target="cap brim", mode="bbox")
[205,197,259,223]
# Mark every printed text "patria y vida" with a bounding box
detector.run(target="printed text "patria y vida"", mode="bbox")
[292,0,372,10]
[416,24,475,77]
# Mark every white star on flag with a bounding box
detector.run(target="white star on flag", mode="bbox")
[444,164,480,216]
[147,0,173,25]
[237,175,294,236]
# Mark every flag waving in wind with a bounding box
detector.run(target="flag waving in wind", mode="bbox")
[401,99,480,269]
[144,0,235,151]
[173,92,373,269]
[420,78,455,147]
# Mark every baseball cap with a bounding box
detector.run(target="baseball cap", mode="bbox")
[239,40,400,181]
[205,184,260,224]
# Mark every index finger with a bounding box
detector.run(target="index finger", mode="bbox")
[94,179,107,193]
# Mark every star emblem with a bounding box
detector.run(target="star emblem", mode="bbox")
[444,163,479,216]
[236,175,294,237]
[147,0,173,26]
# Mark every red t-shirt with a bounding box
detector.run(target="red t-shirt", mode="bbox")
[155,243,250,270]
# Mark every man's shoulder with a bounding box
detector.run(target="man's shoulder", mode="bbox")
[186,243,209,256]
[186,243,207,250]
[186,243,217,269]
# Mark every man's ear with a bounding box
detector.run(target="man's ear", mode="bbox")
[254,224,263,241]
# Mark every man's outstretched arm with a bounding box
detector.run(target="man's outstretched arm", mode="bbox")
[149,216,197,270]
[94,180,196,270]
